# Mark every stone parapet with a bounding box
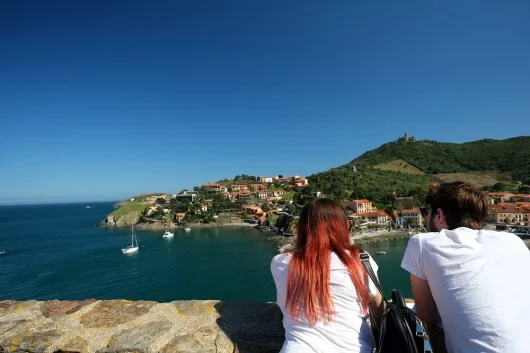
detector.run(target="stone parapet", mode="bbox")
[0,299,446,353]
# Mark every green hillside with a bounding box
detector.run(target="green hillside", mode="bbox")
[350,136,530,180]
[307,136,530,206]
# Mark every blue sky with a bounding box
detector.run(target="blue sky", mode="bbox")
[1,1,529,205]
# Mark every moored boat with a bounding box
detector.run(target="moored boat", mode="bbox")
[162,230,174,238]
[122,226,139,254]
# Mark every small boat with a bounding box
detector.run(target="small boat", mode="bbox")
[376,251,387,255]
[0,251,6,256]
[184,227,191,232]
[121,226,139,254]
[86,206,91,209]
[162,230,174,238]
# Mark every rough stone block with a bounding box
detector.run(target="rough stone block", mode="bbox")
[0,328,63,353]
[98,320,172,353]
[54,335,89,353]
[161,326,222,353]
[41,300,96,319]
[0,301,39,317]
[172,300,219,317]
[80,300,156,328]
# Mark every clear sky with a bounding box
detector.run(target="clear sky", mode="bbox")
[1,1,529,205]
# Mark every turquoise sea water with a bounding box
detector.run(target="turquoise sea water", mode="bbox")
[0,202,411,302]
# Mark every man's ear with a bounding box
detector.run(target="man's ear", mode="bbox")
[437,208,448,229]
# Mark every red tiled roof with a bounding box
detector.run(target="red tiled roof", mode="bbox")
[353,199,372,204]
[356,211,388,217]
[402,209,420,214]
[490,203,530,213]
[488,192,512,197]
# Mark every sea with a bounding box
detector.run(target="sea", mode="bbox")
[0,202,412,302]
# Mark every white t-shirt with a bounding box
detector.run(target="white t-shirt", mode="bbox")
[401,228,530,353]
[271,251,379,353]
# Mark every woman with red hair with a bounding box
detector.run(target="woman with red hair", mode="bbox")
[271,198,384,353]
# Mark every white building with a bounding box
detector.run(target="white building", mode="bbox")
[399,209,423,227]
[348,199,374,213]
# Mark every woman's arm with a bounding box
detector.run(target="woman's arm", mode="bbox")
[369,291,384,327]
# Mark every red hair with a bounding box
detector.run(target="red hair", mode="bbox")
[285,198,369,325]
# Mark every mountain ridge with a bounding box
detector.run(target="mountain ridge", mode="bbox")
[346,136,530,179]
[307,136,530,205]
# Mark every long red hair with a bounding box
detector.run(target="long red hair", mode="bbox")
[285,198,369,325]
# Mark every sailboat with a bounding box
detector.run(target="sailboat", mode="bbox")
[121,225,139,254]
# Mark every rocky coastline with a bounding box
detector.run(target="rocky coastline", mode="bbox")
[97,218,257,231]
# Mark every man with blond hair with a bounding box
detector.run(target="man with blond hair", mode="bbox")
[401,181,530,353]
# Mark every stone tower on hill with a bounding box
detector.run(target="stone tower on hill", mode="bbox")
[398,132,416,142]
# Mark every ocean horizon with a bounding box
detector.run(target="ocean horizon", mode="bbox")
[0,200,121,207]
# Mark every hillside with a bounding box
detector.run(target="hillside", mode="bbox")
[350,136,530,180]
[307,136,530,206]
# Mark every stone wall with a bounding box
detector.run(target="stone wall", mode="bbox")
[0,299,446,353]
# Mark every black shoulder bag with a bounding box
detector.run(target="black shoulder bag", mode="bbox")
[360,250,434,353]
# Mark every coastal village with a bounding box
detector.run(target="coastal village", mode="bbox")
[106,174,530,233]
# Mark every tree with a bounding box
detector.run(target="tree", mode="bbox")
[492,182,505,191]
[236,199,249,206]
[156,198,167,205]
[278,175,284,178]
[518,185,530,194]
[407,219,418,228]
[261,203,270,212]
[408,187,427,204]
[169,199,188,213]
[400,199,416,210]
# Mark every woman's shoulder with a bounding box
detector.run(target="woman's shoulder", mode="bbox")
[332,248,379,271]
[272,252,293,266]
[270,252,293,280]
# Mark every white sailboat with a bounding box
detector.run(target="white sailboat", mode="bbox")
[184,227,191,232]
[121,226,139,254]
[162,230,174,238]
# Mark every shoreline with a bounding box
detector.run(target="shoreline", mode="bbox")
[264,230,413,252]
[182,222,257,229]
[100,221,258,231]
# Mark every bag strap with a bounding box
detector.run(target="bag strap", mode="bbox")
[359,249,388,302]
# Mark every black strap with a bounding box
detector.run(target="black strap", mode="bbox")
[360,249,388,302]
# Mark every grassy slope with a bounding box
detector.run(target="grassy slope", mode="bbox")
[435,171,512,188]
[374,159,424,175]
[110,202,149,218]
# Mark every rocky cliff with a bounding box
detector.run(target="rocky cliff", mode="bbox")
[0,299,447,353]
[97,211,142,228]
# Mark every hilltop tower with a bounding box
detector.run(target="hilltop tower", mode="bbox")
[398,132,416,142]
